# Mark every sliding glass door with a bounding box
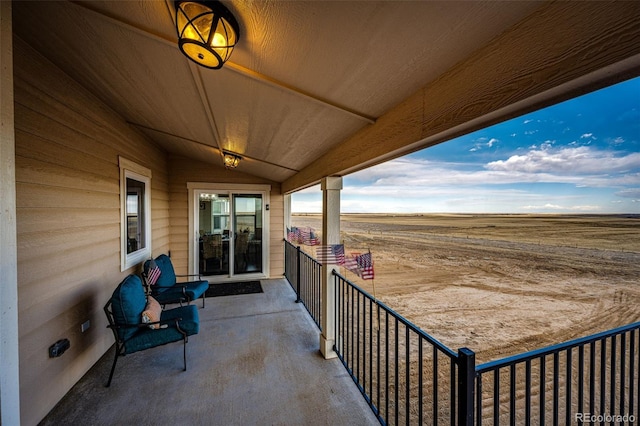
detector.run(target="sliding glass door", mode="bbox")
[198,193,231,276]
[233,194,263,275]
[189,184,269,282]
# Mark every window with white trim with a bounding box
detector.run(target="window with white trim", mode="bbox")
[119,157,152,271]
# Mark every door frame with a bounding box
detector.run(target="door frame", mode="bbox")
[187,182,271,282]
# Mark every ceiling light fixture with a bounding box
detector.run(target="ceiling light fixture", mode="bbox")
[175,0,240,69]
[222,151,242,169]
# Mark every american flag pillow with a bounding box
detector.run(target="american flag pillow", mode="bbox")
[146,261,161,286]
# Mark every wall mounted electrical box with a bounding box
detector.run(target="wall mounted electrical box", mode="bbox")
[49,339,70,358]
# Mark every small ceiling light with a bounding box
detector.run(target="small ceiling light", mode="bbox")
[175,0,240,69]
[223,151,242,169]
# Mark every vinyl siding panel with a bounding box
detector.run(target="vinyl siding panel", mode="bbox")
[14,38,170,426]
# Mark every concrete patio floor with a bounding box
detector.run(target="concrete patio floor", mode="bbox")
[40,278,378,425]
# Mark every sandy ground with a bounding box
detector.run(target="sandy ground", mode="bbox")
[291,214,640,364]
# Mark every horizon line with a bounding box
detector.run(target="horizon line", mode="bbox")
[291,212,640,216]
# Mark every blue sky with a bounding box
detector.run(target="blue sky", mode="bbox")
[292,77,640,214]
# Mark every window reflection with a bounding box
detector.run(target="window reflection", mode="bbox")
[126,177,146,254]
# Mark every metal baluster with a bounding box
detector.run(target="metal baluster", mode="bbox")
[494,369,500,425]
[395,317,399,426]
[600,339,606,426]
[566,348,572,426]
[357,291,361,386]
[336,277,341,355]
[620,333,626,420]
[578,345,584,425]
[361,294,366,391]
[385,311,389,423]
[418,336,423,425]
[541,355,546,426]
[406,326,410,425]
[510,364,516,426]
[476,374,483,426]
[376,303,381,419]
[369,297,373,406]
[553,352,559,426]
[451,358,456,425]
[525,360,531,426]
[610,335,616,424]
[629,330,635,421]
[589,341,596,421]
[434,346,439,425]
[296,246,302,303]
[318,262,322,325]
[350,285,354,376]
[636,329,639,421]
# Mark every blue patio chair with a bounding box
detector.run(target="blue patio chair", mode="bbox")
[103,274,200,387]
[143,254,210,308]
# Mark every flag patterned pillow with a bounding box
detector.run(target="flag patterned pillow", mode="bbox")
[146,264,161,286]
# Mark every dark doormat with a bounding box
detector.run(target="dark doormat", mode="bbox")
[205,281,263,298]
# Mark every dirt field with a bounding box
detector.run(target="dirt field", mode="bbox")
[291,214,640,364]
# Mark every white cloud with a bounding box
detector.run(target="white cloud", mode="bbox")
[615,188,640,199]
[521,204,602,212]
[486,146,640,175]
[610,137,625,145]
[522,203,563,210]
[291,147,640,213]
[346,150,640,192]
[580,133,594,139]
[468,137,498,152]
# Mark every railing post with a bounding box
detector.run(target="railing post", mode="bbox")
[295,245,302,303]
[458,347,476,426]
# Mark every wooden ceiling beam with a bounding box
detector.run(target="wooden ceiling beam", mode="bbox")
[282,1,640,193]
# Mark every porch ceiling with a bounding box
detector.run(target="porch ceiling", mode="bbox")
[12,1,640,192]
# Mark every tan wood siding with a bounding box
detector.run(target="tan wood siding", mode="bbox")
[168,156,284,277]
[14,38,170,426]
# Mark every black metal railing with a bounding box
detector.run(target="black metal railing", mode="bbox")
[333,271,460,425]
[284,242,639,425]
[474,321,640,425]
[284,239,298,291]
[284,240,322,330]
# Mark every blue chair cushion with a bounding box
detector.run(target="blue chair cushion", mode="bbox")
[110,275,146,341]
[144,254,209,303]
[124,305,200,354]
[153,254,177,292]
[152,286,190,305]
[181,280,209,300]
[150,281,209,306]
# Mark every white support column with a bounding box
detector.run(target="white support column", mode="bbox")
[319,176,342,359]
[0,1,21,424]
